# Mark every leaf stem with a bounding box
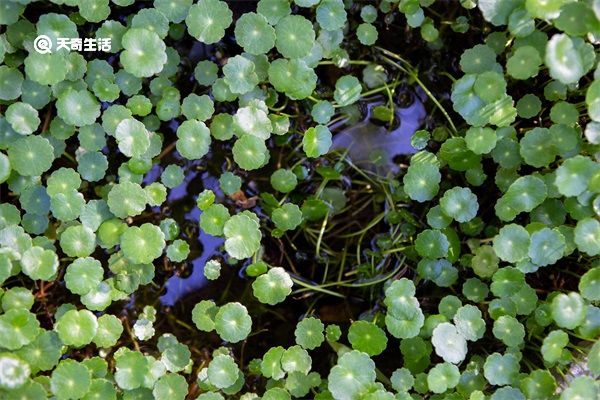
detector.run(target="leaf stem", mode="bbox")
[290,275,346,298]
[375,47,459,135]
[318,60,372,66]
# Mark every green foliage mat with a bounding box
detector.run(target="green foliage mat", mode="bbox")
[0,0,599,399]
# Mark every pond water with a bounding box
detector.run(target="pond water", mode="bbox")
[156,88,426,310]
[331,91,426,174]
[161,230,224,306]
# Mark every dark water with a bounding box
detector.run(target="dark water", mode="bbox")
[331,91,426,174]
[140,159,227,306]
[155,90,425,310]
[161,230,223,306]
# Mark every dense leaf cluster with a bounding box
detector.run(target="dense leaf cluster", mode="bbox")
[0,0,599,399]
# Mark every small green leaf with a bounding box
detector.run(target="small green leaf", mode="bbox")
[51,360,91,399]
[200,204,231,236]
[440,187,479,223]
[302,125,332,158]
[120,223,166,264]
[483,352,519,386]
[551,292,586,329]
[223,213,261,259]
[328,351,376,400]
[545,34,584,85]
[427,362,460,394]
[403,162,441,202]
[192,300,218,332]
[492,315,525,347]
[121,28,167,77]
[414,229,449,259]
[186,0,232,44]
[214,302,252,343]
[295,317,324,350]
[275,15,315,59]
[252,267,293,305]
[348,320,388,356]
[454,304,486,342]
[334,75,362,106]
[431,323,467,364]
[203,259,221,280]
[235,12,275,54]
[528,228,565,267]
[208,354,240,389]
[272,203,303,231]
[55,309,98,347]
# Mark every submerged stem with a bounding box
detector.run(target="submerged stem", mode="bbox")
[375,47,459,135]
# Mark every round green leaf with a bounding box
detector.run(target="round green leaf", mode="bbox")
[440,187,479,223]
[192,300,218,332]
[334,75,362,106]
[403,162,441,202]
[507,46,541,79]
[528,228,565,267]
[235,12,275,55]
[465,127,497,154]
[483,353,519,386]
[579,267,600,301]
[186,0,232,44]
[233,135,268,170]
[153,373,188,400]
[431,323,467,364]
[427,362,460,394]
[275,15,315,58]
[51,360,91,399]
[176,119,211,160]
[60,224,96,258]
[295,317,324,350]
[555,155,597,197]
[270,169,298,193]
[302,125,332,158]
[414,229,449,259]
[21,246,59,281]
[453,304,486,342]
[55,309,98,347]
[545,33,584,85]
[357,23,378,45]
[0,354,30,390]
[272,203,303,231]
[107,181,147,218]
[348,320,388,356]
[56,90,100,127]
[115,118,151,158]
[121,28,167,77]
[64,257,104,295]
[214,302,252,343]
[493,224,530,263]
[223,213,261,259]
[252,266,293,305]
[200,204,230,236]
[223,55,259,95]
[8,136,54,177]
[0,309,40,350]
[6,102,39,135]
[120,223,166,264]
[492,315,525,347]
[551,292,586,329]
[328,350,376,400]
[207,354,239,389]
[93,314,124,348]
